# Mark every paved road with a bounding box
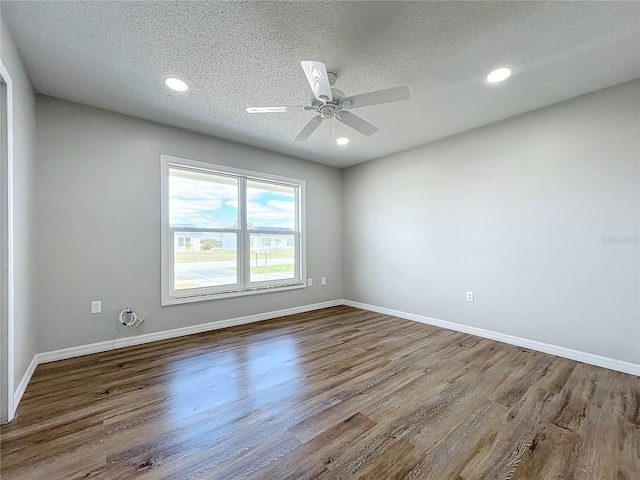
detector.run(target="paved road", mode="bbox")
[175,258,294,288]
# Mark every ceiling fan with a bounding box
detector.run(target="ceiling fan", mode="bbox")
[246,61,411,141]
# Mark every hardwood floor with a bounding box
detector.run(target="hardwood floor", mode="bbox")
[1,306,638,479]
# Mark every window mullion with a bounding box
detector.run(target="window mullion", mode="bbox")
[293,231,304,282]
[238,176,248,288]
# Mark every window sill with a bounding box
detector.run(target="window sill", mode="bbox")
[161,282,306,306]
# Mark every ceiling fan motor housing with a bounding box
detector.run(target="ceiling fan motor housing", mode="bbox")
[311,88,345,107]
[320,105,335,119]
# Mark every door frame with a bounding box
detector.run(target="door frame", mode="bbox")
[0,57,15,423]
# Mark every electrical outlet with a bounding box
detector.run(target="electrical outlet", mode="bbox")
[307,278,313,287]
[91,301,102,314]
[321,277,326,286]
[466,292,474,302]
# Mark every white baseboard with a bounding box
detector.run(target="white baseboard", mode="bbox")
[37,300,342,364]
[13,354,38,416]
[342,300,640,376]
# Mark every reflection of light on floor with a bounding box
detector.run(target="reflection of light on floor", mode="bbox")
[245,335,301,405]
[166,350,240,422]
[100,334,304,464]
[163,334,302,425]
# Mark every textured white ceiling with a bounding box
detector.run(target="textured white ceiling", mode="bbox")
[3,1,639,168]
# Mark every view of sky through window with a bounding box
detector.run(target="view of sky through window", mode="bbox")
[247,180,296,231]
[169,168,296,231]
[169,169,238,228]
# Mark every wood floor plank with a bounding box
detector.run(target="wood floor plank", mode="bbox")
[1,306,638,479]
[353,437,422,480]
[402,399,508,480]
[460,387,564,479]
[247,412,377,480]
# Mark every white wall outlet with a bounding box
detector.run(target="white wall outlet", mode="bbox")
[466,292,474,302]
[307,278,313,287]
[91,301,102,314]
[321,276,326,286]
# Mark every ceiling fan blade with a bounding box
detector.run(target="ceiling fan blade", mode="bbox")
[340,86,410,109]
[246,106,309,113]
[295,116,324,141]
[300,61,333,103]
[335,111,378,136]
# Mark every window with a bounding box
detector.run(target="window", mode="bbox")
[161,155,306,305]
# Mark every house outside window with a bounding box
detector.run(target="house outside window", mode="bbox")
[160,155,306,305]
[176,236,198,251]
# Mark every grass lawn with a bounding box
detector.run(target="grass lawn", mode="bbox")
[229,264,294,274]
[250,264,294,274]
[176,248,294,263]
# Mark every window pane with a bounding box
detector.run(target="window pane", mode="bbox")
[170,168,238,229]
[249,234,295,283]
[174,232,238,289]
[247,181,296,232]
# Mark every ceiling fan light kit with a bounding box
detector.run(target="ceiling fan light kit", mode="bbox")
[247,61,411,141]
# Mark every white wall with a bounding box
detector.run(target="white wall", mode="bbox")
[35,96,343,353]
[343,80,640,365]
[0,18,38,422]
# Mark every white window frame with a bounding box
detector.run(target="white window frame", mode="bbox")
[160,155,306,305]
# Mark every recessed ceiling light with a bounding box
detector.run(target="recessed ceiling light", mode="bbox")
[487,67,512,83]
[164,77,189,92]
[336,137,349,146]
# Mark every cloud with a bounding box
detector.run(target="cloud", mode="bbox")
[247,201,293,220]
[171,198,224,213]
[246,202,295,230]
[266,200,295,212]
[169,176,239,227]
[170,177,237,205]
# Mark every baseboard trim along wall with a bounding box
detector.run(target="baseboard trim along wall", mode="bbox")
[12,297,639,420]
[12,355,38,417]
[38,300,343,363]
[342,300,640,377]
